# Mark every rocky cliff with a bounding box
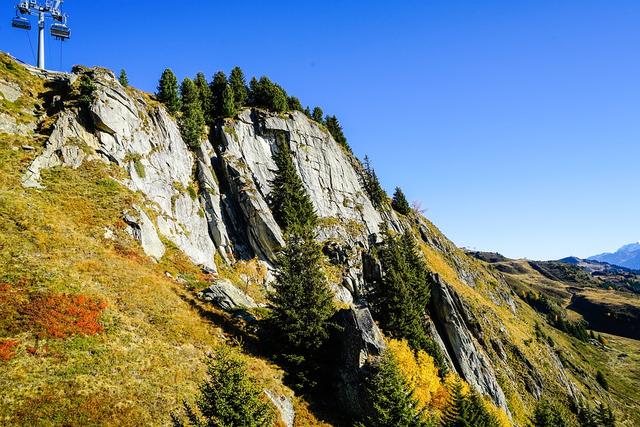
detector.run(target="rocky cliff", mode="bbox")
[3,55,636,425]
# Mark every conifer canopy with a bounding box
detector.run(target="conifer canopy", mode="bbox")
[157,68,180,114]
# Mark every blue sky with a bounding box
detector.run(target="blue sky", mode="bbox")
[2,1,638,260]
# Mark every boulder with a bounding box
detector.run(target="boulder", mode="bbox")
[0,79,22,102]
[123,206,165,261]
[198,279,257,311]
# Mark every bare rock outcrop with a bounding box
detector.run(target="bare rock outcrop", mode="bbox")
[123,205,166,261]
[22,67,218,272]
[198,279,257,311]
[429,274,510,413]
[334,307,386,419]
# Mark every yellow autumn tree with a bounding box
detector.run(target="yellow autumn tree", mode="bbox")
[388,341,512,426]
[387,339,448,414]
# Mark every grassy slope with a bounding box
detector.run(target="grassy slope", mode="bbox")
[415,218,640,425]
[0,54,327,427]
[2,52,638,426]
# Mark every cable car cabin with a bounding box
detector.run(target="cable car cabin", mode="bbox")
[12,16,31,30]
[17,2,30,14]
[50,23,70,40]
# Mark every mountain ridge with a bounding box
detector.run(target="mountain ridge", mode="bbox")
[588,242,640,270]
[1,52,639,426]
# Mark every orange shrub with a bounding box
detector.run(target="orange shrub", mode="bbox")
[24,294,108,339]
[0,339,18,361]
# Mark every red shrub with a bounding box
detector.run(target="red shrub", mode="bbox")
[24,294,108,339]
[0,340,18,362]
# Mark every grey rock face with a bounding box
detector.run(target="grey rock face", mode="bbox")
[194,140,233,262]
[334,307,386,419]
[198,279,257,311]
[0,112,36,137]
[429,274,510,413]
[123,205,166,261]
[264,390,295,427]
[218,109,390,257]
[22,68,218,272]
[0,79,22,102]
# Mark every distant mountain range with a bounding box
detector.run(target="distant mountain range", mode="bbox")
[588,243,640,270]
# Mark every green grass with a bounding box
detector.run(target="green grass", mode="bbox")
[0,58,318,425]
[414,217,640,426]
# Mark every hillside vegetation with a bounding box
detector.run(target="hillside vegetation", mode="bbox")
[1,52,638,426]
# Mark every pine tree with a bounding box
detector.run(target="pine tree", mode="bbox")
[532,400,567,427]
[442,379,500,427]
[362,351,427,427]
[248,76,288,112]
[304,106,312,119]
[288,96,303,111]
[221,83,236,118]
[311,107,324,123]
[392,187,412,215]
[574,400,615,427]
[229,66,248,109]
[157,68,180,114]
[362,156,388,209]
[209,71,229,119]
[267,138,335,390]
[268,234,336,389]
[78,74,96,109]
[268,141,318,237]
[179,78,205,149]
[441,379,466,426]
[119,69,129,87]
[325,115,350,151]
[194,72,212,120]
[172,346,274,427]
[370,228,432,352]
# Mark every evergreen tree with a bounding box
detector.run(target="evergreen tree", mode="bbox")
[311,106,324,123]
[119,69,129,87]
[179,78,205,149]
[194,72,212,120]
[172,346,274,427]
[532,400,567,427]
[369,228,447,373]
[209,71,229,119]
[288,96,303,111]
[268,234,335,389]
[268,141,318,236]
[248,76,289,112]
[325,115,350,151]
[441,379,466,426]
[304,106,312,119]
[78,74,96,109]
[221,83,236,118]
[392,187,412,215]
[370,228,448,373]
[442,379,500,427]
[267,138,334,390]
[361,351,427,427]
[574,401,615,427]
[362,156,388,209]
[157,68,180,114]
[229,66,248,109]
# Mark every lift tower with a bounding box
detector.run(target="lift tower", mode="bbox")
[11,1,71,70]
